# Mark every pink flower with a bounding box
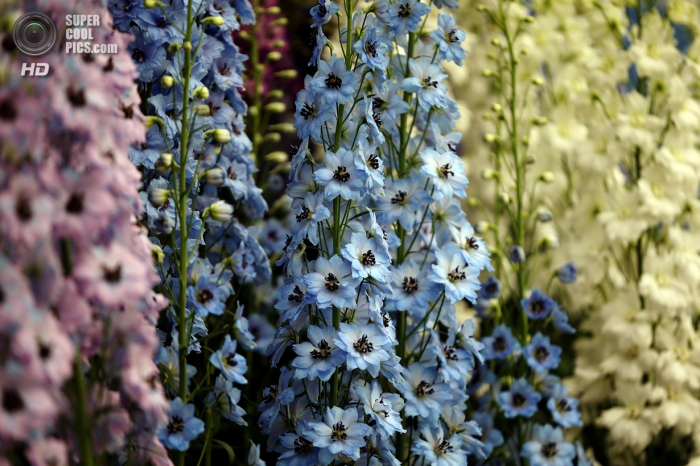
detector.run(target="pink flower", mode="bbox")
[0,377,58,441]
[74,243,153,308]
[25,437,68,466]
[0,174,54,249]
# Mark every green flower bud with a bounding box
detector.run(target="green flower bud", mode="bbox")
[267,51,282,62]
[268,122,295,133]
[264,102,286,113]
[206,200,234,222]
[195,104,211,116]
[193,87,209,99]
[274,69,298,79]
[148,188,169,206]
[264,151,288,163]
[263,132,281,144]
[155,153,173,174]
[143,116,164,127]
[212,129,232,143]
[160,75,174,87]
[206,168,225,186]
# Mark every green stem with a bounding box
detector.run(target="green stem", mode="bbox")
[73,348,94,466]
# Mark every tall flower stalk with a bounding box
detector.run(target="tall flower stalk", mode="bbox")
[108,0,270,462]
[262,0,490,463]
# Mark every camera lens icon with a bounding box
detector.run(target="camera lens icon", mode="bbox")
[12,12,57,56]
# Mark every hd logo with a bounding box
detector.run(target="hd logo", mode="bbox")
[20,62,50,76]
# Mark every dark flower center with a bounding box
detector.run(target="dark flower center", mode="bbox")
[368,154,380,170]
[296,203,310,222]
[534,346,549,362]
[38,342,51,360]
[353,334,374,354]
[493,336,507,353]
[365,40,378,58]
[67,87,86,107]
[372,111,382,128]
[361,250,376,266]
[325,273,339,291]
[294,436,314,454]
[131,47,145,63]
[372,97,386,110]
[416,380,434,396]
[167,415,185,434]
[196,288,214,304]
[325,73,343,89]
[467,237,479,250]
[391,191,408,205]
[448,266,466,281]
[66,193,84,214]
[437,440,454,454]
[225,352,238,366]
[333,166,350,182]
[102,265,122,283]
[331,422,348,441]
[440,163,455,178]
[300,103,316,120]
[541,441,558,458]
[262,385,279,403]
[444,347,458,361]
[311,339,332,359]
[557,398,571,412]
[288,285,304,302]
[512,392,526,407]
[422,76,438,88]
[398,3,412,18]
[317,4,327,17]
[402,276,418,293]
[0,99,17,121]
[2,388,23,413]
[15,196,32,221]
[448,28,460,43]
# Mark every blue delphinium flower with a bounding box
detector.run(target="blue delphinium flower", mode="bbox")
[547,384,582,428]
[276,420,320,466]
[552,303,576,334]
[158,398,206,451]
[401,58,449,110]
[295,88,334,141]
[386,258,439,314]
[187,274,229,317]
[205,375,247,425]
[524,332,562,373]
[497,378,542,418]
[389,0,432,35]
[335,323,391,377]
[429,247,480,304]
[482,324,521,360]
[292,192,331,246]
[303,255,361,309]
[306,407,372,462]
[209,335,248,384]
[479,275,501,300]
[400,363,452,426]
[521,424,576,466]
[420,148,468,199]
[342,232,392,280]
[522,288,555,320]
[377,175,433,230]
[509,245,526,263]
[353,25,390,71]
[292,325,346,381]
[353,380,405,439]
[311,55,360,105]
[412,425,466,466]
[430,12,467,65]
[309,27,328,67]
[558,262,578,283]
[313,148,368,201]
[310,0,340,27]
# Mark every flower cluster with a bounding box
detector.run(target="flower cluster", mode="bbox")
[443,0,592,464]
[107,0,272,461]
[0,0,169,463]
[261,0,491,463]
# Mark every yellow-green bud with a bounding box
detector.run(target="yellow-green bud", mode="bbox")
[523,15,534,23]
[264,132,281,144]
[532,77,544,86]
[212,129,232,143]
[482,69,497,77]
[155,153,173,174]
[477,5,488,12]
[143,116,164,127]
[193,87,209,100]
[152,244,165,264]
[481,169,499,180]
[267,51,282,62]
[266,6,281,14]
[532,116,548,126]
[248,106,259,117]
[526,155,537,164]
[271,17,288,26]
[265,151,289,163]
[522,136,530,146]
[484,133,498,143]
[238,30,251,40]
[268,122,296,133]
[264,102,286,113]
[168,43,181,53]
[491,103,502,113]
[206,16,225,26]
[206,168,225,186]
[144,0,158,8]
[148,188,169,206]
[274,69,298,79]
[491,38,501,46]
[467,197,481,207]
[182,41,192,51]
[538,171,555,183]
[268,90,284,99]
[499,192,511,204]
[195,104,211,116]
[160,75,174,87]
[206,200,234,222]
[271,40,285,49]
